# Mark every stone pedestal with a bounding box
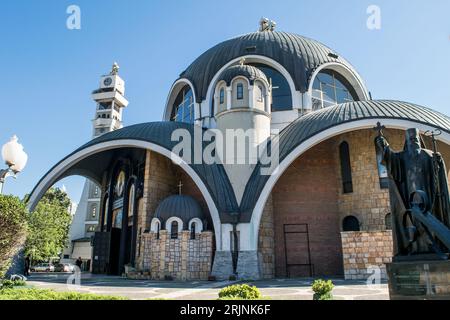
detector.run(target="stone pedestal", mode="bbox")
[236,251,261,280]
[211,251,234,280]
[387,260,450,300]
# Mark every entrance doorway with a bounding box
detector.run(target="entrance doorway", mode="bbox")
[283,224,313,277]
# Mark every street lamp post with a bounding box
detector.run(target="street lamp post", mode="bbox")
[0,135,28,194]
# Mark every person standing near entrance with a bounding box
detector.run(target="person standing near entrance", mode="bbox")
[75,257,83,271]
[24,256,30,276]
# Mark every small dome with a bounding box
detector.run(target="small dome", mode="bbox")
[218,64,268,86]
[154,194,204,226]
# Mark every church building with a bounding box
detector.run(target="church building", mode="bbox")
[28,20,450,281]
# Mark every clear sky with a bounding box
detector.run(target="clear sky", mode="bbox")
[1,0,449,203]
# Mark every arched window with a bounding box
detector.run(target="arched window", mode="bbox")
[237,83,244,100]
[190,222,196,240]
[156,221,160,239]
[127,184,135,226]
[171,85,194,124]
[249,63,292,111]
[102,196,109,229]
[171,221,179,239]
[339,141,353,193]
[385,213,392,230]
[312,70,358,110]
[343,216,360,232]
[219,88,225,104]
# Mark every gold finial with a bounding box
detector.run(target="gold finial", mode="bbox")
[110,62,120,75]
[178,181,183,195]
[239,57,246,66]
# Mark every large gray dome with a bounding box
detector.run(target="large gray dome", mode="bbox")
[179,31,356,103]
[154,194,204,226]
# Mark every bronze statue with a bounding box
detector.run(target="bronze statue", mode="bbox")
[375,125,450,259]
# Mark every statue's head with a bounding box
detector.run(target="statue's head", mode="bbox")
[405,128,421,151]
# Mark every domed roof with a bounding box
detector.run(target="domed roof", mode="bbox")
[154,194,204,225]
[179,31,356,103]
[218,64,268,86]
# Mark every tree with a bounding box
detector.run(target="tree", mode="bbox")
[0,195,28,278]
[25,188,72,263]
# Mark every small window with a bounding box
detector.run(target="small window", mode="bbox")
[342,216,360,232]
[171,221,178,239]
[385,213,392,230]
[219,88,225,104]
[237,83,244,100]
[156,222,160,240]
[339,141,353,193]
[190,223,196,240]
[91,205,97,219]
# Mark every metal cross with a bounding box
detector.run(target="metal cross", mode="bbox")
[178,181,183,195]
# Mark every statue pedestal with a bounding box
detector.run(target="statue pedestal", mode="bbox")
[387,260,450,300]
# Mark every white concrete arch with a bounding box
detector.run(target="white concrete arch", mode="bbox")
[203,55,301,118]
[188,218,203,234]
[306,62,370,108]
[150,218,161,233]
[249,118,450,249]
[166,217,184,234]
[27,139,223,249]
[164,78,199,122]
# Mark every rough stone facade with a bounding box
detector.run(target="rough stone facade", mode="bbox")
[341,231,393,280]
[336,129,404,231]
[141,230,213,280]
[258,195,275,279]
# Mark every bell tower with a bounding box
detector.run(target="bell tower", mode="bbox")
[91,62,129,138]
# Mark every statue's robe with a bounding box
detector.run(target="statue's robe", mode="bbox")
[381,146,450,256]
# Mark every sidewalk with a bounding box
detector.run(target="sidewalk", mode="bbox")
[26,273,389,300]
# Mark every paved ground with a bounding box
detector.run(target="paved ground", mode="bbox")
[26,273,389,300]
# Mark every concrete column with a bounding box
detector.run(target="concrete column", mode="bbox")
[264,92,271,113]
[248,86,254,109]
[226,87,232,110]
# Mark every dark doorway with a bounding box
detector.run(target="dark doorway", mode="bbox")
[283,224,313,277]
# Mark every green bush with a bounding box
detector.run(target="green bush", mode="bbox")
[1,279,26,289]
[218,284,262,300]
[0,287,127,300]
[312,279,334,300]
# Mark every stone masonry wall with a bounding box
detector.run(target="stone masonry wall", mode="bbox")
[258,195,275,279]
[142,230,213,280]
[336,129,404,231]
[341,231,393,280]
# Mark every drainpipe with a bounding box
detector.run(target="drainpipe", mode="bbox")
[230,212,240,276]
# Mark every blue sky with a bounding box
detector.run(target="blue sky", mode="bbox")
[1,0,449,203]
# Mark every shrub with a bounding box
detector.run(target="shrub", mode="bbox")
[312,279,334,300]
[1,279,26,289]
[0,195,28,278]
[0,288,127,300]
[218,284,261,300]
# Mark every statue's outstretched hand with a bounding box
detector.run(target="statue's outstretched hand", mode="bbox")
[375,135,388,150]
